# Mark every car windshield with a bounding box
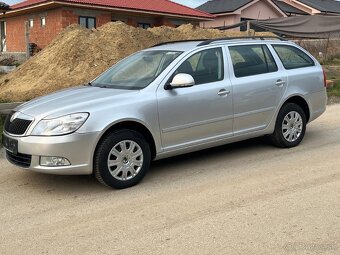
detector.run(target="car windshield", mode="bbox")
[92,50,183,90]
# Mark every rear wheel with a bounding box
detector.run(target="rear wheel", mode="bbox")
[94,129,151,189]
[270,103,307,148]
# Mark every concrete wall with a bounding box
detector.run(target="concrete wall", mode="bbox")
[200,15,239,29]
[0,52,26,64]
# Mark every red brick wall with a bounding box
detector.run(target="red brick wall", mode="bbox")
[61,9,78,28]
[6,15,26,52]
[29,9,64,51]
[154,17,175,27]
[6,8,64,52]
[6,8,113,52]
[96,13,111,27]
[5,7,186,52]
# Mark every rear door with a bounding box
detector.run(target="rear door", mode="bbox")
[226,43,287,135]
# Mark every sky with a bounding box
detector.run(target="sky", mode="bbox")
[4,0,209,7]
[3,0,340,8]
[171,0,208,8]
[4,0,20,5]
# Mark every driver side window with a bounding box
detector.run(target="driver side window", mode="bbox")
[174,47,224,85]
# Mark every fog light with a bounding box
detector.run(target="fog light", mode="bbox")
[40,156,71,167]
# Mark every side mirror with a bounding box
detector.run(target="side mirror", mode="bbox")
[165,73,195,90]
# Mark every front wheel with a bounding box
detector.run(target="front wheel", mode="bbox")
[94,129,151,189]
[270,103,307,148]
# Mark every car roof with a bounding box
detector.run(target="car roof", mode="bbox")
[147,38,292,52]
[146,41,203,52]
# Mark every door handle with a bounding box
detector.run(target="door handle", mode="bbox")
[275,80,286,87]
[218,89,230,96]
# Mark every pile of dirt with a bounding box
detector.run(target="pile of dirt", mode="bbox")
[0,22,272,102]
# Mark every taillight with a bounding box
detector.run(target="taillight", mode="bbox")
[323,69,327,88]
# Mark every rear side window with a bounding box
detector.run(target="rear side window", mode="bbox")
[272,45,315,70]
[229,44,278,78]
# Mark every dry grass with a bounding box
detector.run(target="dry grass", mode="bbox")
[296,38,340,64]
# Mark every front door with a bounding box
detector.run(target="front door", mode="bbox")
[157,47,233,151]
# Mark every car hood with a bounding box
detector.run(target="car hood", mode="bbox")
[16,86,140,119]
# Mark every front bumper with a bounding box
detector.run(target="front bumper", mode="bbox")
[3,131,99,175]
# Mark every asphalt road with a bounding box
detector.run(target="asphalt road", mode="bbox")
[0,105,339,255]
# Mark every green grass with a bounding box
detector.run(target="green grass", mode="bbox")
[323,65,340,98]
[328,81,340,97]
[321,58,340,66]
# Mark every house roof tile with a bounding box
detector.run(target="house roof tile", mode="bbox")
[11,0,214,19]
[298,0,340,14]
[272,0,308,15]
[197,0,340,15]
[196,0,253,14]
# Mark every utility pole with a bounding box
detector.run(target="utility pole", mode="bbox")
[25,21,29,60]
[247,21,251,36]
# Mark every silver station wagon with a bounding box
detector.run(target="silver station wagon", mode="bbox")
[2,37,327,189]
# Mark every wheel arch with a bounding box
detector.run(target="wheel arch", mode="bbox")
[94,120,157,161]
[282,95,310,122]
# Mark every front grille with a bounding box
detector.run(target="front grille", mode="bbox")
[6,151,32,168]
[4,112,32,135]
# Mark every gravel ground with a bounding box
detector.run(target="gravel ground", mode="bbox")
[328,96,340,105]
[0,104,339,254]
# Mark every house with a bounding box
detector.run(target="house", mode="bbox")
[197,0,287,29]
[278,0,340,15]
[197,0,340,29]
[0,0,214,53]
[272,0,308,16]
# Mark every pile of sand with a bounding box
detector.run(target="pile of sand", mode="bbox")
[0,22,272,101]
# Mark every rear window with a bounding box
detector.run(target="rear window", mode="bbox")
[272,44,315,70]
[229,44,278,78]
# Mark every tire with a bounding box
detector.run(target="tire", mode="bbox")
[94,129,151,189]
[270,103,307,148]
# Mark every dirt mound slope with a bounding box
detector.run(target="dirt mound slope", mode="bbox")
[0,22,272,102]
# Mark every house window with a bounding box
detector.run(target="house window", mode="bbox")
[79,16,96,29]
[28,18,33,28]
[40,17,46,27]
[138,22,151,29]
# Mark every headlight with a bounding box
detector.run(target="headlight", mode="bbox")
[31,113,89,136]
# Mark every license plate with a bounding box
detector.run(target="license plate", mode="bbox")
[2,134,18,155]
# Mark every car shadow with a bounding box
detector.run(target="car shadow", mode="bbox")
[9,136,273,194]
[148,136,271,177]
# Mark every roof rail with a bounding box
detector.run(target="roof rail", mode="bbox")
[197,36,287,46]
[153,39,207,47]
